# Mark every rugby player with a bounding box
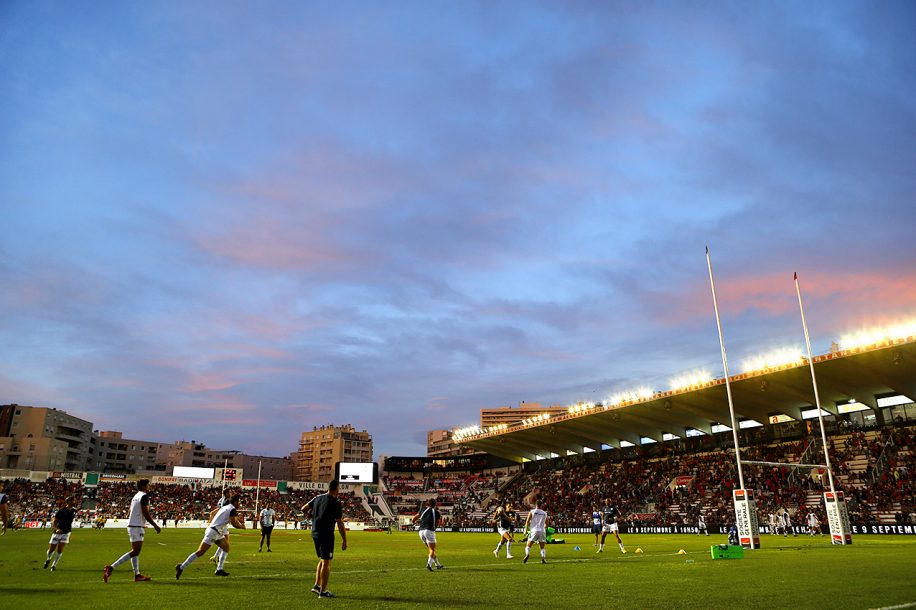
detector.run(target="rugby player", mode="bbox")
[175,493,246,578]
[103,479,161,583]
[414,498,445,571]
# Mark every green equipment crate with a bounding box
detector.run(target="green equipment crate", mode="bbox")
[710,544,745,559]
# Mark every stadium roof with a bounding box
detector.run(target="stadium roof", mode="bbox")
[458,337,916,462]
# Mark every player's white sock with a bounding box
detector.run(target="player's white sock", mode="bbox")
[619,543,625,552]
[426,557,433,567]
[506,541,512,555]
[525,546,530,557]
[495,541,503,552]
[180,552,199,570]
[51,552,62,567]
[111,552,131,568]
[217,551,228,571]
[598,544,604,550]
[46,549,54,560]
[130,556,139,575]
[540,548,545,559]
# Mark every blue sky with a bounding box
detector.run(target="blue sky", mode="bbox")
[2,1,914,457]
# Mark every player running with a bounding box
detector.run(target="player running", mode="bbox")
[44,495,77,571]
[259,502,276,552]
[492,501,516,559]
[103,479,161,582]
[597,501,626,553]
[210,488,233,565]
[175,493,246,579]
[413,498,445,571]
[522,497,548,564]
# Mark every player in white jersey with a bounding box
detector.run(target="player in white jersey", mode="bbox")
[522,497,548,564]
[103,479,161,583]
[259,502,276,552]
[769,511,779,535]
[175,493,246,579]
[807,512,823,536]
[0,480,9,535]
[780,510,796,537]
[210,488,234,564]
[697,512,709,536]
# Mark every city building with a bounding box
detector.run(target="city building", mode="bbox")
[294,424,373,482]
[91,431,162,474]
[0,405,94,471]
[427,429,477,458]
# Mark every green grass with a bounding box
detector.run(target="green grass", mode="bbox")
[0,528,913,609]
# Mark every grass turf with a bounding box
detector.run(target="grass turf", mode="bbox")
[0,528,913,609]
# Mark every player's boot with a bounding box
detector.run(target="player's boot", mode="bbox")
[103,565,113,583]
[134,574,151,582]
[44,559,50,569]
[319,591,336,598]
[214,569,230,576]
[175,565,183,580]
[311,585,321,595]
[523,554,529,563]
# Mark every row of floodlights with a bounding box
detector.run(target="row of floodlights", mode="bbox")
[453,319,915,440]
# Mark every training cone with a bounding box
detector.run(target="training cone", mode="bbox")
[677,549,688,555]
[574,546,580,551]
[635,548,643,554]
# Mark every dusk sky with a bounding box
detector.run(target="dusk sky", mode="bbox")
[2,1,915,458]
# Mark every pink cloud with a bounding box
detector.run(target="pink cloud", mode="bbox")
[661,269,916,328]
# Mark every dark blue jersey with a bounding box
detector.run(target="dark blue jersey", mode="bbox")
[417,507,439,531]
[602,506,619,525]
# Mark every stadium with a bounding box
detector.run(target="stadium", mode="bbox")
[2,326,914,607]
[4,2,916,609]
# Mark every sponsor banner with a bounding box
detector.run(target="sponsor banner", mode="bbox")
[287,481,329,491]
[733,488,761,549]
[242,479,278,488]
[100,473,127,480]
[449,524,916,535]
[825,491,853,545]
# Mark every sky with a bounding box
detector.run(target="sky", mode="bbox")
[2,1,915,458]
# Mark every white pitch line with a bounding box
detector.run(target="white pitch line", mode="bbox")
[868,603,916,610]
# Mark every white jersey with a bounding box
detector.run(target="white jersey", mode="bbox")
[780,512,791,526]
[209,503,237,530]
[807,513,819,527]
[260,508,275,527]
[127,491,149,527]
[698,515,706,527]
[528,508,548,533]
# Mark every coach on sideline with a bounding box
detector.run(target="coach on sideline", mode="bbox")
[302,480,348,598]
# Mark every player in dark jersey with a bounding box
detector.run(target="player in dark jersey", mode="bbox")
[44,495,77,571]
[413,498,444,570]
[597,501,626,553]
[492,502,516,559]
[303,480,348,598]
